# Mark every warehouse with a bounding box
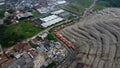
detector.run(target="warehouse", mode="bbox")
[40,15,63,28]
[51,9,65,15]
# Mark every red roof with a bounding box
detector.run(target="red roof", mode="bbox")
[1,59,13,68]
[5,48,15,57]
[14,43,28,51]
[29,50,37,57]
[32,38,39,43]
[0,55,8,64]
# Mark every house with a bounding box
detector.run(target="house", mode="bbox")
[31,37,40,44]
[0,55,8,64]
[37,7,49,14]
[1,59,13,68]
[38,32,48,40]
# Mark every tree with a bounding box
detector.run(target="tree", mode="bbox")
[4,18,11,25]
[98,0,120,7]
[47,33,57,41]
[0,10,5,19]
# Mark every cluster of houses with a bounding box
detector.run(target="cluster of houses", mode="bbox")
[0,43,37,68]
[31,35,67,68]
[0,0,70,68]
[0,31,67,68]
[2,0,71,27]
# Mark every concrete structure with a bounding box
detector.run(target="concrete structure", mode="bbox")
[33,54,45,68]
[16,12,33,19]
[56,1,66,5]
[40,15,63,27]
[38,32,48,40]
[51,9,64,15]
[37,7,49,14]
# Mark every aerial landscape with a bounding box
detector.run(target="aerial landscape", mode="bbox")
[0,0,120,68]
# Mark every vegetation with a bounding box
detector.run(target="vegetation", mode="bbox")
[93,0,120,11]
[93,5,105,11]
[67,0,120,12]
[46,61,57,68]
[47,33,57,41]
[0,20,42,48]
[67,0,94,7]
[97,0,120,7]
[68,4,85,13]
[66,0,94,15]
[0,10,5,19]
[29,41,38,48]
[32,11,41,17]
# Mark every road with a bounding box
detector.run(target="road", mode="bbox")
[83,0,97,17]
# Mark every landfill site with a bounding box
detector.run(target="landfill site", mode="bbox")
[59,8,120,68]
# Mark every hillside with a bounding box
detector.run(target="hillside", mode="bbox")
[66,0,120,12]
[59,8,120,68]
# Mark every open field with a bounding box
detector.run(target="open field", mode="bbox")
[65,0,94,15]
[32,11,41,17]
[68,4,85,13]
[67,0,94,7]
[0,20,42,48]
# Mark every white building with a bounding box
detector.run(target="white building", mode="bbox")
[0,0,5,5]
[40,15,63,28]
[37,7,49,14]
[56,1,66,5]
[38,32,48,40]
[51,9,65,15]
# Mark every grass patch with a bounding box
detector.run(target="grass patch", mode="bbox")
[68,4,85,13]
[32,11,41,17]
[0,20,43,48]
[67,0,94,7]
[8,21,42,38]
[93,5,105,11]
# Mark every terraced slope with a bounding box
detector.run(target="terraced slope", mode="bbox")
[59,8,120,68]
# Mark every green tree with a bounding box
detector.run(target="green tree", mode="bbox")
[0,10,5,19]
[47,33,57,41]
[4,18,11,25]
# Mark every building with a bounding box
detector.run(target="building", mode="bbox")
[37,7,49,14]
[16,12,33,20]
[32,18,43,27]
[51,9,71,18]
[33,54,45,68]
[38,32,48,40]
[40,15,63,28]
[0,0,4,5]
[31,37,40,44]
[51,9,65,15]
[1,59,13,68]
[56,0,66,5]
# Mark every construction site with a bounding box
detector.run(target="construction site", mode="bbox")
[57,8,120,68]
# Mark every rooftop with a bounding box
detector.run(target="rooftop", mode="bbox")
[40,15,63,27]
